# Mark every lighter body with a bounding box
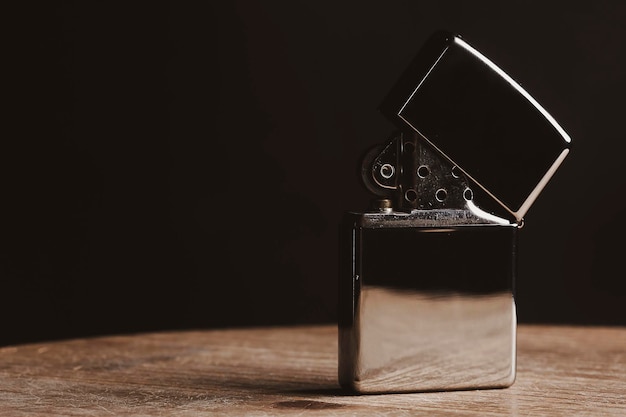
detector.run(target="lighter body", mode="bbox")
[339,210,517,393]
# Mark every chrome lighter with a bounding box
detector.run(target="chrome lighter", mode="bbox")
[338,30,571,393]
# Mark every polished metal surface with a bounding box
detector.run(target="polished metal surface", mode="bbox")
[339,213,517,393]
[380,30,571,222]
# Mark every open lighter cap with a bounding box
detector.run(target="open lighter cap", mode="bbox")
[380,30,571,222]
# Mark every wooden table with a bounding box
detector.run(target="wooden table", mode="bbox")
[0,324,624,416]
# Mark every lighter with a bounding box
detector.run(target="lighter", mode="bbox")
[338,31,571,393]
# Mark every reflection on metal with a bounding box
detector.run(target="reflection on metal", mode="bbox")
[353,289,515,392]
[339,214,517,393]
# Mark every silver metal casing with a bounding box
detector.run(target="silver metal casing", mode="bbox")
[339,210,517,393]
[338,29,570,394]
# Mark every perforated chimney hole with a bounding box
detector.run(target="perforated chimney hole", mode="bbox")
[463,188,474,201]
[435,188,447,202]
[405,189,418,202]
[417,165,430,178]
[451,166,462,178]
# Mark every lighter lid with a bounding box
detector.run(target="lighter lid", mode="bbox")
[380,31,571,222]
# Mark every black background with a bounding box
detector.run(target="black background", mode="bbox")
[3,1,625,346]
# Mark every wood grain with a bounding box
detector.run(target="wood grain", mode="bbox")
[0,324,624,416]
